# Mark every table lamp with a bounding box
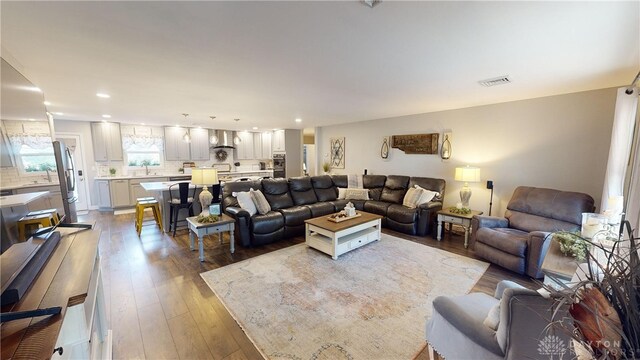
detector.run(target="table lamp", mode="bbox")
[454,166,481,207]
[191,168,218,215]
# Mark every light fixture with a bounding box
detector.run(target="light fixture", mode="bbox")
[141,123,145,125]
[441,133,451,160]
[28,118,35,121]
[102,114,111,118]
[96,93,110,98]
[362,0,381,8]
[295,118,302,123]
[182,114,191,142]
[43,101,51,106]
[454,166,481,207]
[191,168,219,215]
[252,126,258,130]
[209,116,219,144]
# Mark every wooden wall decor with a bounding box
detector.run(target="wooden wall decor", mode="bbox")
[391,133,439,154]
[330,137,345,169]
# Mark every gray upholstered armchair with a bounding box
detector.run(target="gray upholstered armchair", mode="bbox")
[426,281,570,360]
[470,186,595,278]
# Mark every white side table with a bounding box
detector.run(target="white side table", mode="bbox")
[436,209,483,248]
[186,214,236,262]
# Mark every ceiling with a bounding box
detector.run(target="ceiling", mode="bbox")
[1,1,638,130]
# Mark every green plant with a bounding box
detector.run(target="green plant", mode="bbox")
[178,167,184,173]
[109,167,116,175]
[554,231,591,261]
[544,224,640,359]
[322,162,330,173]
[448,206,471,215]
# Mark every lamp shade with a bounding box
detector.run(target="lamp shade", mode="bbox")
[454,166,481,183]
[191,168,218,185]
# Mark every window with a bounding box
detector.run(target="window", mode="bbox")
[19,142,57,172]
[124,141,162,168]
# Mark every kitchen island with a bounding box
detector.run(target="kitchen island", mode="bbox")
[0,191,50,253]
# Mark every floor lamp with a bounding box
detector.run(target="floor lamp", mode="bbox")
[487,180,494,216]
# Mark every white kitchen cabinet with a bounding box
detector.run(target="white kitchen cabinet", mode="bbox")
[96,180,111,208]
[272,130,285,152]
[91,122,123,162]
[189,128,210,161]
[253,132,272,160]
[235,132,255,160]
[17,185,63,215]
[164,126,191,161]
[110,179,130,208]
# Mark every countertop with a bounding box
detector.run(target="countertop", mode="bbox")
[0,182,60,191]
[94,169,273,181]
[0,191,49,208]
[140,181,203,192]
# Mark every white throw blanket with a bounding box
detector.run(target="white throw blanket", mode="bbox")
[347,174,364,189]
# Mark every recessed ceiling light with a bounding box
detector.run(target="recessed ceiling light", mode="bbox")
[140,123,145,125]
[252,126,258,130]
[102,114,111,118]
[28,118,35,121]
[27,86,42,92]
[43,101,51,106]
[53,112,64,116]
[96,93,110,98]
[295,118,302,123]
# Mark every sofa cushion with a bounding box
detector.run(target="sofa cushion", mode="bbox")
[506,186,594,226]
[386,204,418,224]
[251,211,285,234]
[262,178,294,210]
[380,175,410,204]
[250,189,271,215]
[306,202,335,218]
[331,175,348,188]
[402,187,424,208]
[476,228,529,257]
[234,190,256,216]
[363,175,386,201]
[279,206,312,226]
[474,241,526,275]
[311,175,338,201]
[343,188,370,200]
[289,177,318,206]
[329,199,352,211]
[364,200,393,217]
[222,180,262,210]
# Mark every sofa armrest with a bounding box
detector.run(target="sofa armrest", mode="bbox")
[526,231,552,279]
[417,202,443,236]
[494,280,526,300]
[418,201,442,210]
[224,206,252,247]
[473,215,509,229]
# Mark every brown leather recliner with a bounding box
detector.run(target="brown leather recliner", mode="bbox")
[470,186,595,278]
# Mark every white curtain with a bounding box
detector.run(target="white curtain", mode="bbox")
[601,87,639,234]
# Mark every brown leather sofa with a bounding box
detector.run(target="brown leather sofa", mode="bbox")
[222,174,446,247]
[470,186,595,278]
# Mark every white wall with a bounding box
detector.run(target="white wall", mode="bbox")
[317,87,618,216]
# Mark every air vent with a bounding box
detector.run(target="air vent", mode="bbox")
[478,76,512,87]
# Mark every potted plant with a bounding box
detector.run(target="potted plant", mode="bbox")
[109,167,116,176]
[322,162,330,174]
[543,222,639,359]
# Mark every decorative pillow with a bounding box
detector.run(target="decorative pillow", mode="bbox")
[233,190,257,216]
[347,174,364,189]
[344,188,370,200]
[402,187,424,209]
[483,302,500,331]
[414,185,439,205]
[337,188,347,200]
[250,189,271,215]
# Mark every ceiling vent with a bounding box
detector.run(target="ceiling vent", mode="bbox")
[478,76,512,87]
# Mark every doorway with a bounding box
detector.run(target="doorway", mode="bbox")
[55,133,89,212]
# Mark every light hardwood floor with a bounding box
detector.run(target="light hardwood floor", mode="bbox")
[84,211,535,360]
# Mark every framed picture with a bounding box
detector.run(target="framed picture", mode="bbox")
[330,137,345,169]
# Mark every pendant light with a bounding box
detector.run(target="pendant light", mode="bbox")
[182,114,191,143]
[209,116,219,144]
[233,119,242,144]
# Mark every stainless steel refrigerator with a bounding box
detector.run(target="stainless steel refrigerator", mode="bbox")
[53,140,78,223]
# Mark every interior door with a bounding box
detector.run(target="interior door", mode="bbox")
[56,134,89,211]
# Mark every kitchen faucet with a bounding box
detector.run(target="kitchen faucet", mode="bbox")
[44,167,53,182]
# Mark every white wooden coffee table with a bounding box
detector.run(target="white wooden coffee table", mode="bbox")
[304,211,383,260]
[186,214,235,262]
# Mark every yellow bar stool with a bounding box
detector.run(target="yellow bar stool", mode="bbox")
[134,197,155,225]
[26,208,61,225]
[135,199,163,236]
[17,213,56,241]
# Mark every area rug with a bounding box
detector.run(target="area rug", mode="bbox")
[201,234,489,359]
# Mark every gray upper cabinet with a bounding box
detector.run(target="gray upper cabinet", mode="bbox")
[164,126,191,161]
[272,130,285,152]
[235,132,255,160]
[91,122,123,162]
[189,128,210,161]
[0,126,15,167]
[253,132,272,160]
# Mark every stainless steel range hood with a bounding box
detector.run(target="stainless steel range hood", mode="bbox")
[211,130,237,149]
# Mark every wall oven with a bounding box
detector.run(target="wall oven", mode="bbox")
[273,153,285,178]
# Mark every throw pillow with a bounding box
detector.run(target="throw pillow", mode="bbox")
[344,188,370,200]
[337,187,347,200]
[233,190,257,216]
[414,185,439,205]
[483,302,500,331]
[402,187,424,209]
[250,189,271,215]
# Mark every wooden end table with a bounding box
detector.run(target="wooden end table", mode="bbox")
[436,208,483,248]
[186,214,235,262]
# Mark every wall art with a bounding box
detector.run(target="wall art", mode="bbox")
[391,133,439,154]
[330,137,345,169]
